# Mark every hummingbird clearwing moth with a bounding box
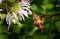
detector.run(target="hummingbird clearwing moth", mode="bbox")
[32,13,44,32]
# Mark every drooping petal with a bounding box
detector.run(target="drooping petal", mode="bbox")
[6,14,10,24]
[17,0,32,21]
[22,7,32,15]
[26,9,32,15]
[22,7,30,10]
[18,9,29,20]
[6,13,11,30]
[20,0,32,15]
[22,10,28,17]
[18,9,28,17]
[18,10,24,20]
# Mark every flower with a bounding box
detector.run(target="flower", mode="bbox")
[6,13,18,30]
[6,0,32,30]
[18,0,32,20]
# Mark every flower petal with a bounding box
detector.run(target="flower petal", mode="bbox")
[6,13,11,30]
[18,9,25,20]
[20,0,30,7]
[0,9,3,11]
[27,9,32,15]
[18,9,28,17]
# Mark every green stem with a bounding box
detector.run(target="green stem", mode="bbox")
[28,27,38,36]
[47,17,55,39]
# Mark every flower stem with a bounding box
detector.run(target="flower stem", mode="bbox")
[28,27,38,36]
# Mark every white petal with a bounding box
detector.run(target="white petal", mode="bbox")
[18,9,28,17]
[18,10,25,20]
[0,9,3,11]
[22,7,30,10]
[27,9,32,15]
[22,10,28,17]
[7,19,11,27]
[22,8,32,15]
[6,13,11,30]
[20,1,30,7]
[6,14,10,24]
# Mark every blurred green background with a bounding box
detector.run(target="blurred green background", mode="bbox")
[0,0,60,39]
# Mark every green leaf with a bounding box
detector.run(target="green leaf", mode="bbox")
[46,4,53,9]
[43,0,49,4]
[41,5,47,10]
[55,21,60,32]
[28,27,38,36]
[0,34,8,39]
[31,4,38,12]
[0,26,7,33]
[13,22,23,33]
[41,4,53,10]
[8,0,15,3]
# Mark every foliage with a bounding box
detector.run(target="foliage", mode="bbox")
[0,0,60,39]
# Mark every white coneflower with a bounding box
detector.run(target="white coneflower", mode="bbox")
[6,0,32,30]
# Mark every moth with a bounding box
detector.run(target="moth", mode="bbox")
[32,13,44,32]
